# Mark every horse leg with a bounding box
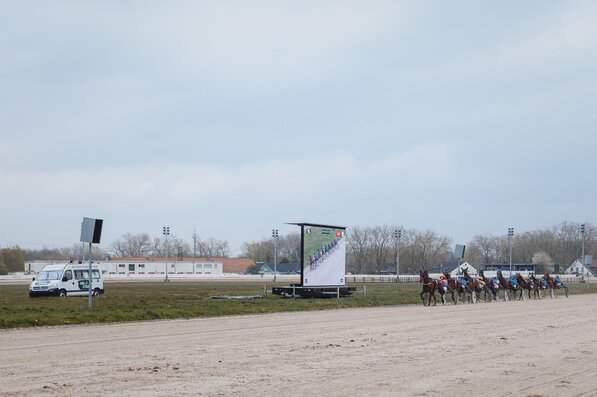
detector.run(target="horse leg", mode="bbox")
[485,286,493,302]
[469,287,476,304]
[564,285,569,298]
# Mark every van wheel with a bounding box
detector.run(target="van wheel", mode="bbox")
[92,289,101,297]
[59,289,67,297]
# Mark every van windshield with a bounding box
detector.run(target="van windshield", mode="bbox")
[36,271,62,280]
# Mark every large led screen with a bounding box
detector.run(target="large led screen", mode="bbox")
[302,225,346,287]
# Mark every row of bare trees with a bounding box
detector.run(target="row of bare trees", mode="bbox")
[240,233,301,264]
[108,233,230,259]
[23,234,230,262]
[19,221,594,275]
[346,222,595,274]
[347,225,452,274]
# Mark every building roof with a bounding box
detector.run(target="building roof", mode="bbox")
[260,263,300,274]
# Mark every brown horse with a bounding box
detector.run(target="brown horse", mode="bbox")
[479,270,499,302]
[544,272,569,298]
[454,269,476,303]
[433,273,457,305]
[528,274,542,299]
[419,270,437,306]
[496,271,512,301]
[462,268,493,303]
[514,273,530,300]
[443,273,460,305]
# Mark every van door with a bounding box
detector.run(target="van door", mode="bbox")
[61,269,76,293]
[73,269,90,296]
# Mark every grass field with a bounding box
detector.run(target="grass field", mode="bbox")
[1,281,596,329]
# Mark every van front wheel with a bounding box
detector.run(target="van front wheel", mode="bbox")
[59,289,67,297]
[92,289,101,297]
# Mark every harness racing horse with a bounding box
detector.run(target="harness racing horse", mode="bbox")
[513,273,531,300]
[528,274,542,300]
[462,268,493,303]
[434,273,457,305]
[544,272,569,298]
[419,270,438,306]
[443,273,460,305]
[496,271,512,301]
[506,273,525,300]
[479,270,499,302]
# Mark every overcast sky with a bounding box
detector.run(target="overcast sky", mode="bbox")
[1,1,596,255]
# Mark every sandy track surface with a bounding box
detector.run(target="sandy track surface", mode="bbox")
[1,294,596,397]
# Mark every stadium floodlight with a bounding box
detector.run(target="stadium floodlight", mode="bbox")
[272,229,279,282]
[508,228,514,275]
[394,228,402,281]
[163,226,170,282]
[580,224,587,284]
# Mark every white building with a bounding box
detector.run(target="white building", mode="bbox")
[564,259,593,276]
[25,259,223,277]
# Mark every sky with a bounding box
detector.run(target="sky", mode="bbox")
[1,1,596,255]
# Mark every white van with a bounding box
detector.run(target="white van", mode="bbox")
[29,262,105,297]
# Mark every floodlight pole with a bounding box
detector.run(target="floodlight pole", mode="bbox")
[508,227,514,276]
[394,228,402,283]
[163,226,170,282]
[581,224,587,284]
[272,229,279,283]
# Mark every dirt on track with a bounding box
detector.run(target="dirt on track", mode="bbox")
[1,293,596,397]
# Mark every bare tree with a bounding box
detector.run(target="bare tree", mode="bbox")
[194,237,229,258]
[109,233,153,257]
[369,225,394,273]
[278,233,301,264]
[346,226,371,273]
[240,239,274,263]
[402,229,452,272]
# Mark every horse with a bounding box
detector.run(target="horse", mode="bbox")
[544,272,569,298]
[479,270,499,302]
[434,273,457,305]
[514,273,531,300]
[419,270,438,306]
[496,271,512,301]
[462,268,493,303]
[504,272,525,300]
[442,273,460,305]
[528,274,542,300]
[455,268,479,304]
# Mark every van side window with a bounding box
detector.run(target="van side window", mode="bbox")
[74,270,89,279]
[63,270,73,281]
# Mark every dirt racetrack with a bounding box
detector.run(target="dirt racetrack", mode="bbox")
[1,293,597,397]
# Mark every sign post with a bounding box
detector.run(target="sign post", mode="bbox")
[80,217,103,309]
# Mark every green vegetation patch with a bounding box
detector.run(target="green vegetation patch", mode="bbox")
[1,281,596,329]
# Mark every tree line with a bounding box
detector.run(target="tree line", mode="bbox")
[344,221,595,274]
[9,221,595,275]
[238,221,595,274]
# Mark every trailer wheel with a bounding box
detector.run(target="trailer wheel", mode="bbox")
[59,289,67,297]
[92,289,101,297]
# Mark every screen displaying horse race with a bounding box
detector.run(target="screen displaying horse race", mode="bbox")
[302,224,346,287]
